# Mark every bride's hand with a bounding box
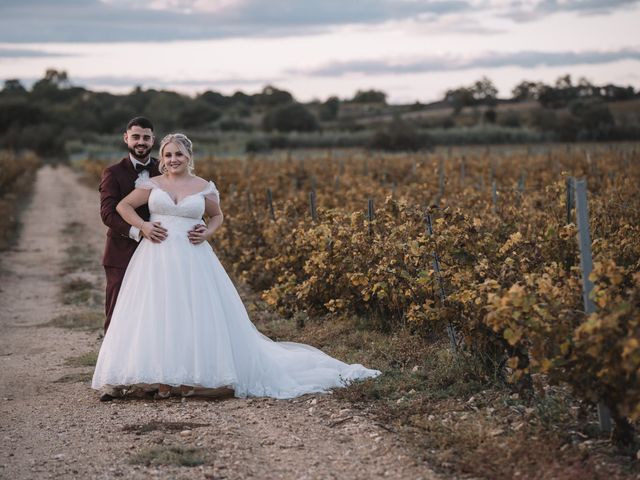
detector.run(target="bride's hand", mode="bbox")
[188,224,209,245]
[141,221,168,243]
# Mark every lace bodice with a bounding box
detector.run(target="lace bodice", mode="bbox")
[135,176,219,220]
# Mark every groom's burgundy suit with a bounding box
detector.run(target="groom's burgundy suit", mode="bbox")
[99,156,160,332]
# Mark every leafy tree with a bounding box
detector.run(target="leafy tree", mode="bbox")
[445,77,498,114]
[555,74,572,90]
[178,100,222,128]
[199,90,233,108]
[2,79,26,95]
[350,89,387,104]
[445,87,474,114]
[231,91,252,106]
[472,76,498,106]
[369,118,428,151]
[81,107,116,133]
[512,81,543,101]
[263,103,318,132]
[254,85,294,107]
[143,91,189,131]
[576,77,597,98]
[0,99,46,132]
[126,86,154,113]
[319,96,340,120]
[539,74,580,108]
[538,86,571,109]
[30,69,73,102]
[601,84,636,101]
[570,98,614,131]
[39,68,70,88]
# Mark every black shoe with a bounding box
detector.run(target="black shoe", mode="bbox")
[99,392,114,402]
[99,386,126,401]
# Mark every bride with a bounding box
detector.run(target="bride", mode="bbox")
[91,133,380,399]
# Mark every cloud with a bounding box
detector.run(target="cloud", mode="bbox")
[12,73,284,91]
[0,47,66,57]
[498,0,640,22]
[0,0,635,44]
[0,0,471,43]
[297,48,640,76]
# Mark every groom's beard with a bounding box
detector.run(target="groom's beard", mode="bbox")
[129,145,152,161]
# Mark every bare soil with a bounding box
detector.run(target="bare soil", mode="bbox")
[0,165,438,479]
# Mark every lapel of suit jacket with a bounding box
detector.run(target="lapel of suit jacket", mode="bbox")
[120,156,137,179]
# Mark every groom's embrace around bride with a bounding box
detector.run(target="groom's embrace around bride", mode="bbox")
[100,117,167,339]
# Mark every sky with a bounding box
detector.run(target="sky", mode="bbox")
[0,0,639,103]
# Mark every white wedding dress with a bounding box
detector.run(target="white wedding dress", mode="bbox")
[92,177,380,398]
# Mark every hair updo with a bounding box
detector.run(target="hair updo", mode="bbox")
[159,133,194,174]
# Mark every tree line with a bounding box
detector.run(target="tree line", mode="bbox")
[0,69,638,156]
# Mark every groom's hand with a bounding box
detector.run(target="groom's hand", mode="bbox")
[188,224,208,245]
[141,221,168,243]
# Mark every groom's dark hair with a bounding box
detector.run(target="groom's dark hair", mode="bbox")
[127,116,154,132]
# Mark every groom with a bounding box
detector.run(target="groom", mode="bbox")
[100,117,167,343]
[98,117,167,400]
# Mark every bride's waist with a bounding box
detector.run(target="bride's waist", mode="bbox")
[149,213,204,231]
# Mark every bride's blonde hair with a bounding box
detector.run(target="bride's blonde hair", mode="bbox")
[159,133,194,174]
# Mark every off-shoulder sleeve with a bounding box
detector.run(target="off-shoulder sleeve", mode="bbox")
[134,175,157,190]
[202,180,220,204]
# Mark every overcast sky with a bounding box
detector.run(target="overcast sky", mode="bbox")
[1,0,639,103]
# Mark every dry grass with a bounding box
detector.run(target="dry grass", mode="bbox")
[0,196,23,251]
[123,421,210,435]
[129,446,207,467]
[62,245,97,273]
[369,386,638,480]
[60,278,102,306]
[54,221,104,330]
[43,310,103,330]
[53,372,93,383]
[64,351,98,367]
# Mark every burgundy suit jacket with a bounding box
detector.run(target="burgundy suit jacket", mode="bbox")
[99,156,160,268]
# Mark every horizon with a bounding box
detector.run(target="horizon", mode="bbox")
[14,69,632,106]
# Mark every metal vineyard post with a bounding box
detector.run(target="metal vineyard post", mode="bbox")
[425,213,457,353]
[266,188,275,221]
[574,178,613,433]
[309,191,318,222]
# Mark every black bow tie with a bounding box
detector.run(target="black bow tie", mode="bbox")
[135,162,151,173]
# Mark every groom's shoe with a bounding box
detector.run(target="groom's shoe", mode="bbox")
[99,392,115,402]
[99,386,124,402]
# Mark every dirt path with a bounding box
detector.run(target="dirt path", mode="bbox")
[0,165,438,480]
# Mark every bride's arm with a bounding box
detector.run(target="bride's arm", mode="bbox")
[204,198,224,236]
[188,197,223,245]
[116,189,168,243]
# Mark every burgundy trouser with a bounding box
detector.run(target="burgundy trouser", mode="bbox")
[104,266,126,333]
